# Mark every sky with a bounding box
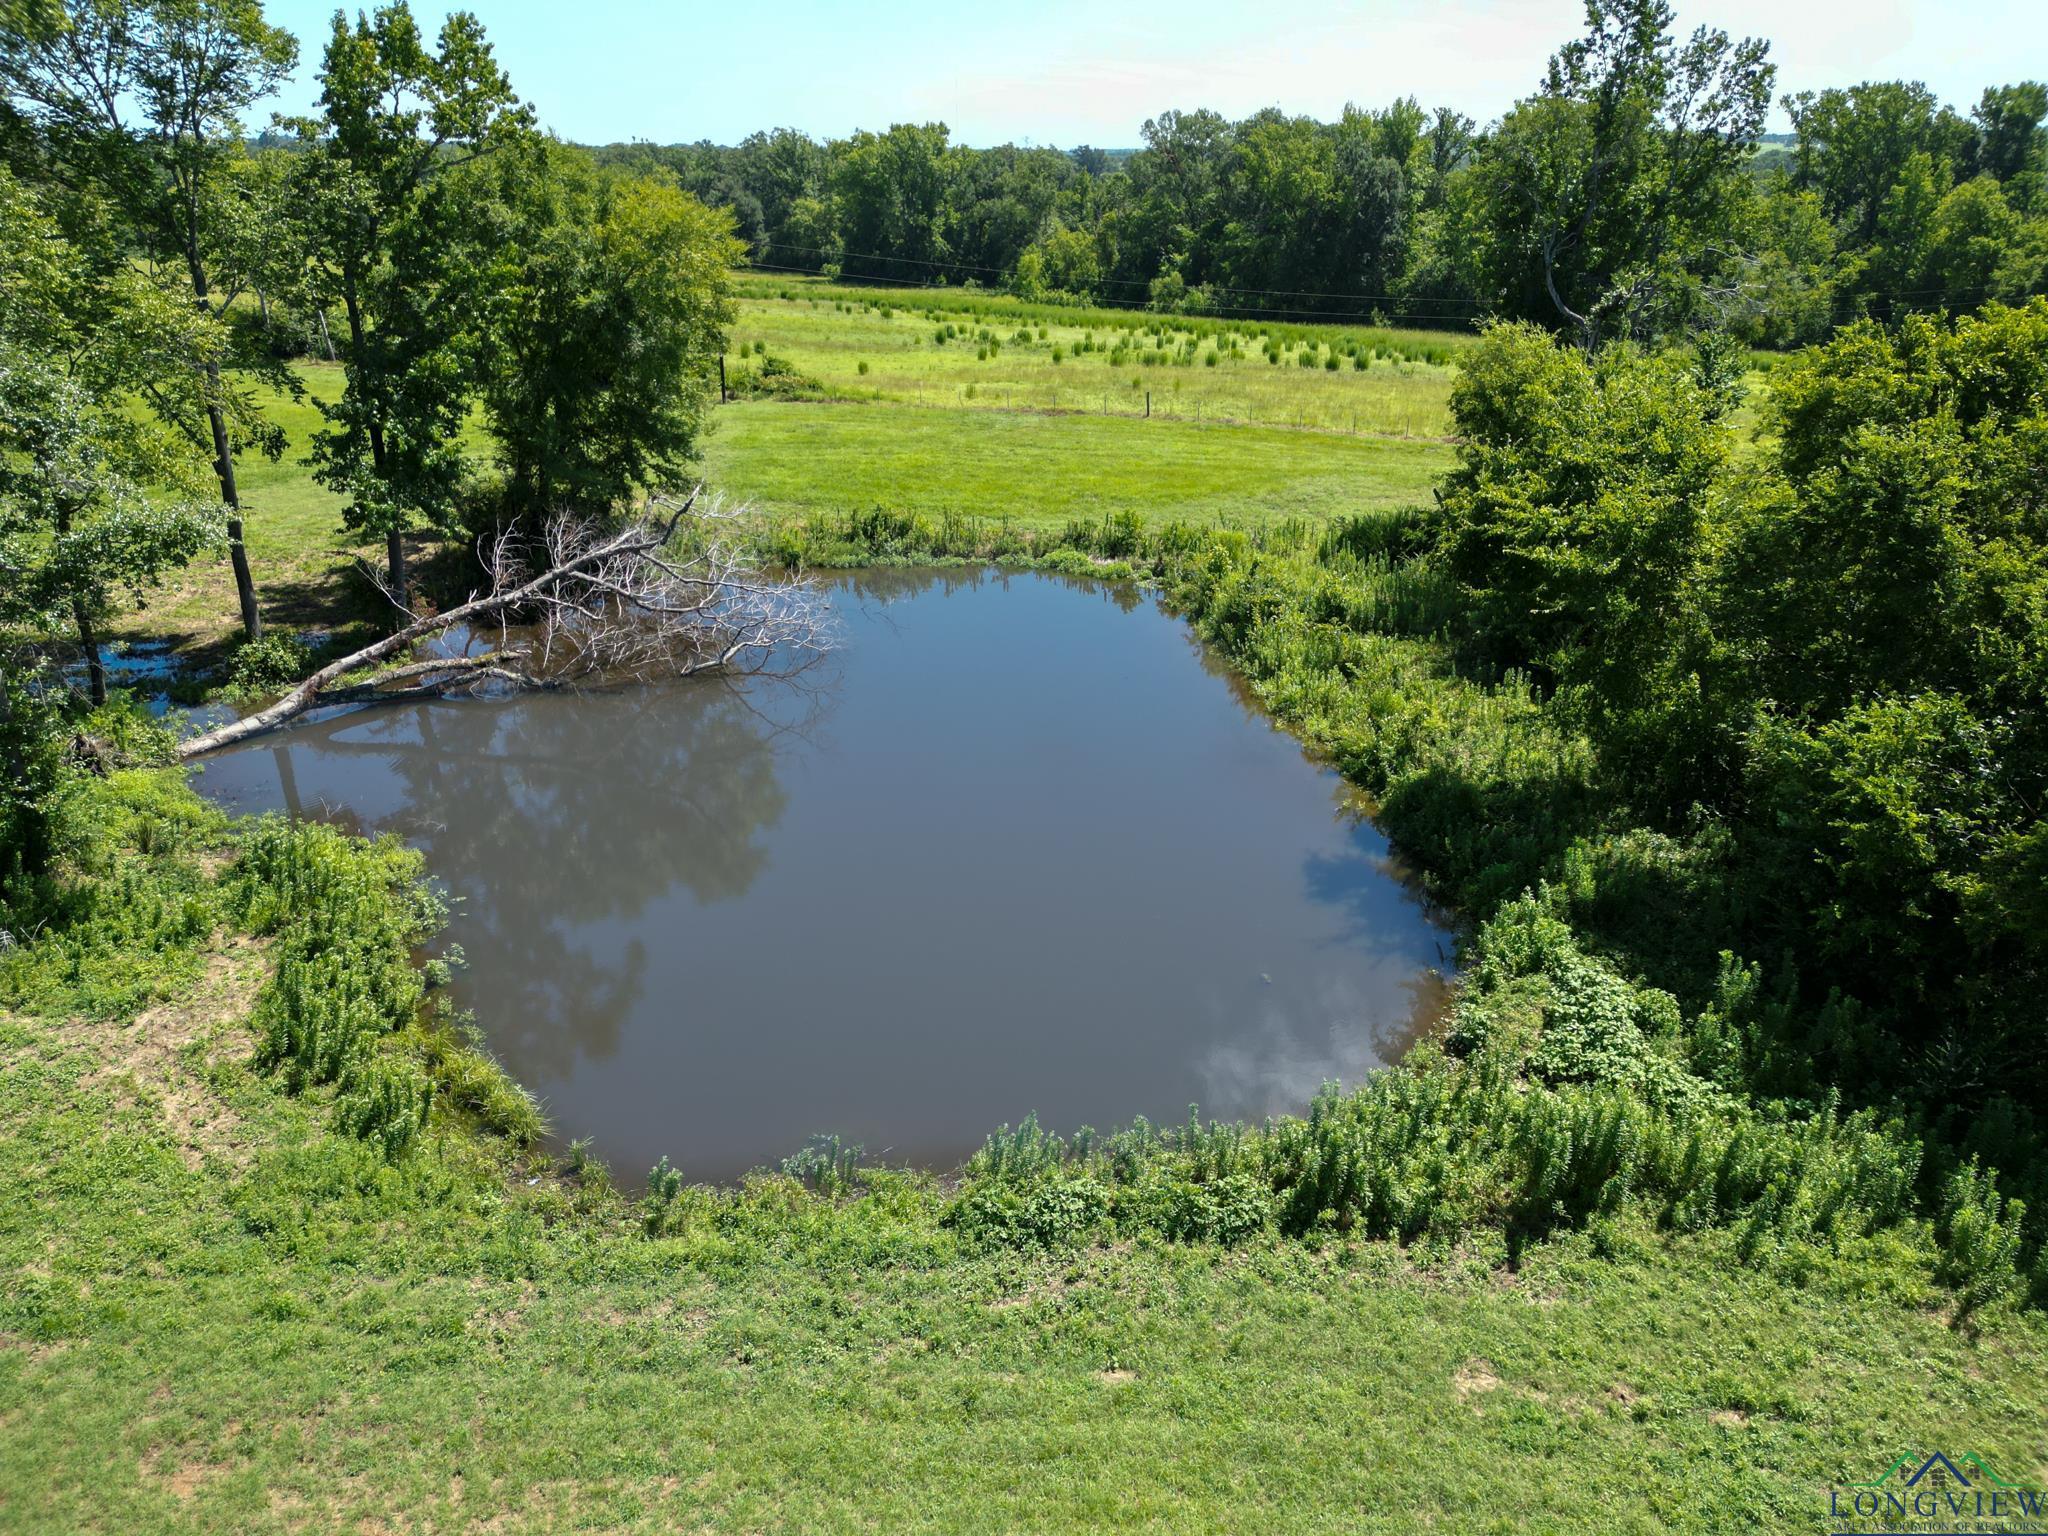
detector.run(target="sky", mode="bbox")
[256,0,2048,147]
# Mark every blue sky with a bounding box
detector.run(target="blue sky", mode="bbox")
[257,0,2048,146]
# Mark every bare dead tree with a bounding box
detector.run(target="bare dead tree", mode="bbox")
[176,490,833,759]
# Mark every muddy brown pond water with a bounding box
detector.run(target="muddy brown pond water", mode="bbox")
[192,567,1453,1181]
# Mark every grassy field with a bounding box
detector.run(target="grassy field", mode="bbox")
[3,772,2044,1536]
[14,286,2046,1532]
[701,402,1448,534]
[723,272,1467,438]
[113,282,1465,655]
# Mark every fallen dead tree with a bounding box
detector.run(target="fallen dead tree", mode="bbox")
[177,491,831,759]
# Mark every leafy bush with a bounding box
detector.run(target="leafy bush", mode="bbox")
[223,632,314,699]
[726,354,824,400]
[229,817,539,1158]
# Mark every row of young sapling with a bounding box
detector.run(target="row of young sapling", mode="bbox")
[754,283,1464,366]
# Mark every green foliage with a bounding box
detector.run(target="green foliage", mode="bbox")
[1434,322,1729,800]
[944,1062,1959,1289]
[0,0,300,503]
[725,353,825,400]
[0,670,66,878]
[221,631,312,698]
[299,0,531,570]
[1937,1160,2030,1313]
[231,819,437,1154]
[477,138,744,520]
[780,1133,865,1197]
[1715,303,2048,1094]
[1461,0,1774,345]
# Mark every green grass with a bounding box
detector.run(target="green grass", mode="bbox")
[115,296,1459,654]
[3,772,2045,1534]
[703,402,1448,535]
[115,363,495,658]
[726,271,1465,439]
[116,365,354,653]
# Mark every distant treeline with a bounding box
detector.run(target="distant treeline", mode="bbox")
[591,31,2046,345]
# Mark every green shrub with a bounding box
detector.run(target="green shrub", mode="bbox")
[223,632,313,699]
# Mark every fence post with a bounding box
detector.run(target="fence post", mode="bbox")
[718,354,727,402]
[1145,390,1151,418]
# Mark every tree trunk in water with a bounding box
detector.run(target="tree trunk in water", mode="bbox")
[72,600,105,707]
[271,744,303,818]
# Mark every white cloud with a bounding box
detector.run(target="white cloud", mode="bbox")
[896,0,2045,145]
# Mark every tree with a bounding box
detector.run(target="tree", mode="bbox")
[0,351,220,704]
[1920,176,2043,312]
[476,141,742,523]
[831,122,952,281]
[1468,0,1773,347]
[1433,321,1732,799]
[1013,223,1100,300]
[738,126,830,267]
[1717,302,2048,1084]
[1116,109,1230,293]
[945,143,1073,279]
[297,0,531,609]
[0,0,298,641]
[1969,82,2048,185]
[175,493,831,758]
[1728,184,1840,348]
[1786,82,1971,247]
[0,166,225,701]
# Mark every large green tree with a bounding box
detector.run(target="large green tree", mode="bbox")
[1463,0,1773,346]
[0,166,224,702]
[831,122,953,283]
[1433,321,1732,799]
[475,141,741,522]
[296,0,530,609]
[0,0,297,641]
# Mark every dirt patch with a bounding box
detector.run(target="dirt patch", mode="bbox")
[76,934,270,1169]
[580,1297,683,1327]
[989,1271,1077,1312]
[1097,1368,1137,1385]
[1452,1359,1503,1399]
[467,1279,537,1340]
[1709,1408,1750,1428]
[139,1446,233,1502]
[0,1332,68,1365]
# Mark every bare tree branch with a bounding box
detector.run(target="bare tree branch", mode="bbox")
[176,489,833,758]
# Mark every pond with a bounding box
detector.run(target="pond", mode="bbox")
[192,568,1453,1182]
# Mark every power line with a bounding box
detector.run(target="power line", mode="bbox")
[743,251,2041,324]
[757,243,1489,309]
[740,260,1486,329]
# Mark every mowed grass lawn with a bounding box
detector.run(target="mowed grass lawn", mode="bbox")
[4,973,2046,1535]
[701,401,1451,533]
